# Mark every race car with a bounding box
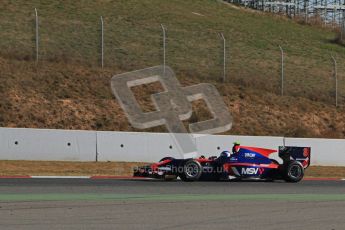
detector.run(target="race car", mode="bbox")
[133,145,311,182]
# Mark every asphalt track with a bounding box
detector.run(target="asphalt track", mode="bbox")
[0,179,344,230]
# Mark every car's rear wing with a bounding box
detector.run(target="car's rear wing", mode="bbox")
[278,146,311,168]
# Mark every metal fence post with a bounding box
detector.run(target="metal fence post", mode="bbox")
[100,16,104,68]
[304,0,308,23]
[160,24,166,73]
[279,45,284,96]
[220,33,226,82]
[331,55,338,107]
[341,13,345,41]
[35,8,39,63]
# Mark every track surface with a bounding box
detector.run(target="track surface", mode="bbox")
[0,179,344,230]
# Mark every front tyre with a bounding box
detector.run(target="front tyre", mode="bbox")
[180,160,202,182]
[284,161,304,183]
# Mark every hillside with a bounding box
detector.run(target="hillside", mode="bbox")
[1,0,345,138]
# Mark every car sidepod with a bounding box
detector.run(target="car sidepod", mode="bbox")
[224,146,280,180]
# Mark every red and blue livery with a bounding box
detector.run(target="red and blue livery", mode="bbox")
[134,145,311,182]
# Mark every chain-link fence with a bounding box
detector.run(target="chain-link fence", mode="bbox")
[0,7,343,107]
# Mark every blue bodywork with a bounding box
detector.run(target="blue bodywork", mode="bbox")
[134,146,311,181]
[224,146,278,179]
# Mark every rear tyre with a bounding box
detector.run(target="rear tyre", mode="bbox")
[284,161,304,183]
[159,157,175,162]
[180,160,202,182]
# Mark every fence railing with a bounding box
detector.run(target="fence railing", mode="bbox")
[0,7,343,107]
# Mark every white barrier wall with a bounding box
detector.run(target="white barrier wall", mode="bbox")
[0,128,96,161]
[97,132,195,162]
[285,138,345,166]
[0,127,345,166]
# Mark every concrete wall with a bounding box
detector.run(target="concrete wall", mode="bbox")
[0,127,344,166]
[0,128,96,161]
[284,137,345,166]
[96,132,193,162]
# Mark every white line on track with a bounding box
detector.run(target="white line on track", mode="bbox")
[31,176,91,179]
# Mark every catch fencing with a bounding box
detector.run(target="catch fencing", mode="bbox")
[0,6,344,106]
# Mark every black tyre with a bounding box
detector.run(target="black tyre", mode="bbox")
[159,157,175,162]
[180,160,202,182]
[284,161,304,183]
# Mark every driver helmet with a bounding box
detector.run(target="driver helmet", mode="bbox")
[220,151,231,158]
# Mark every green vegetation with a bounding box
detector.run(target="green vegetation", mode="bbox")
[0,0,345,137]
